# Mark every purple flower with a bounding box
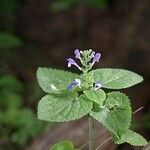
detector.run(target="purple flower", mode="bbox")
[94,81,102,91]
[91,53,101,66]
[67,79,81,90]
[67,58,81,70]
[74,49,81,59]
[90,51,95,58]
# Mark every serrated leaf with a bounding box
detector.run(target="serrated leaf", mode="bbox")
[91,68,143,89]
[83,89,106,105]
[50,141,74,150]
[38,92,93,122]
[37,67,79,93]
[116,129,148,146]
[90,92,132,137]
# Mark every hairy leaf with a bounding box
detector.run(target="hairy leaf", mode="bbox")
[90,92,132,137]
[37,67,78,93]
[83,89,106,105]
[116,129,148,146]
[91,68,143,89]
[38,92,92,122]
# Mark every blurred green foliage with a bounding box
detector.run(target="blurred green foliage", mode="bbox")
[50,141,79,150]
[0,0,23,69]
[50,0,108,12]
[0,0,23,70]
[0,0,22,56]
[0,32,22,49]
[0,0,20,16]
[0,75,46,149]
[142,114,150,129]
[0,0,21,31]
[0,2,46,149]
[132,113,150,130]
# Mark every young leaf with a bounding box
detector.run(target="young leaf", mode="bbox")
[90,92,132,137]
[91,68,143,89]
[83,89,106,105]
[116,129,148,146]
[38,92,93,122]
[37,67,79,93]
[50,141,75,150]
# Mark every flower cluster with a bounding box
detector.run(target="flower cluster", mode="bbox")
[67,49,102,91]
[67,49,101,71]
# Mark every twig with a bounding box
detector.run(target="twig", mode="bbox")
[80,129,107,149]
[133,106,144,114]
[95,137,112,150]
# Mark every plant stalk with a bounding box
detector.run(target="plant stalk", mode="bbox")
[88,116,93,150]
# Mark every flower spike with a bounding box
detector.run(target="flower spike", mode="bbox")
[67,58,81,70]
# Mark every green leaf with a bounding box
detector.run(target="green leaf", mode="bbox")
[83,89,106,105]
[50,141,74,150]
[37,67,79,93]
[91,68,143,89]
[38,92,93,122]
[0,32,22,49]
[116,129,148,146]
[90,92,132,137]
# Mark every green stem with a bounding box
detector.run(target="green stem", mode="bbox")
[88,116,93,150]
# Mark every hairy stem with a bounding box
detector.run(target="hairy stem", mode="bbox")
[88,116,93,150]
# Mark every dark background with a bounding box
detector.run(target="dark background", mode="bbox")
[0,0,150,150]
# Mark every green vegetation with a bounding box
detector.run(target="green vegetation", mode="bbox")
[0,75,46,149]
[50,0,108,11]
